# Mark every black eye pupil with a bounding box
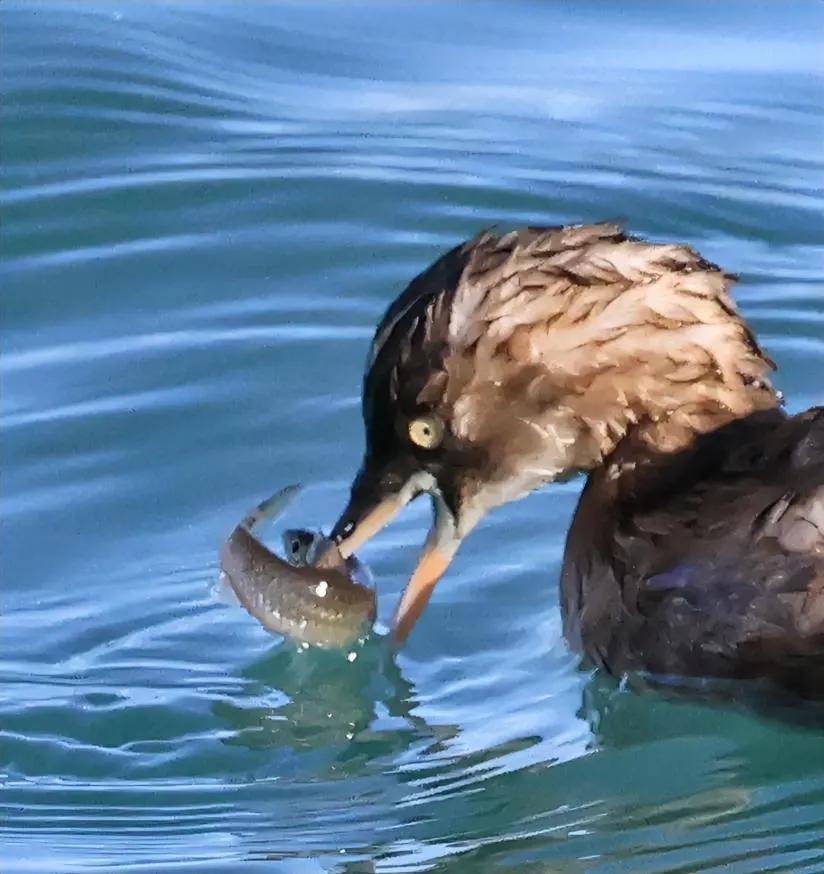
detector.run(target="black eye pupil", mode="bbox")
[291,539,300,552]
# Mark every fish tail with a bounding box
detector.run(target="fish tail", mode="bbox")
[240,484,302,532]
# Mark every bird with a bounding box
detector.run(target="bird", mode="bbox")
[327,223,824,697]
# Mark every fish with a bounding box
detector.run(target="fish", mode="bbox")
[221,485,376,649]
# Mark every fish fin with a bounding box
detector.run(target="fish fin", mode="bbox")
[241,484,302,532]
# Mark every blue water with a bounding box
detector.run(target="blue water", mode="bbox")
[3,2,823,871]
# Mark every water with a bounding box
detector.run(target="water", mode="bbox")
[3,1,823,870]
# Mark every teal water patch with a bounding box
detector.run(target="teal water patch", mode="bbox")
[2,1,823,871]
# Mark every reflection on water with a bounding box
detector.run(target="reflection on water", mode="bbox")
[217,640,449,761]
[3,0,823,871]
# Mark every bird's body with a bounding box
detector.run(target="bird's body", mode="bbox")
[330,223,824,699]
[563,406,824,695]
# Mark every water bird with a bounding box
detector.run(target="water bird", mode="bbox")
[327,223,824,696]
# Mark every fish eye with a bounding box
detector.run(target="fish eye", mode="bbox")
[290,538,301,554]
[408,413,444,450]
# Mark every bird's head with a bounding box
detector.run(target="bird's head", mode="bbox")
[329,226,778,644]
[329,240,490,644]
[328,234,589,644]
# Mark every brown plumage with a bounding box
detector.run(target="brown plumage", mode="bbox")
[562,407,824,698]
[329,223,824,699]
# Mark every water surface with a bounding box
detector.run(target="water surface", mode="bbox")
[3,2,824,871]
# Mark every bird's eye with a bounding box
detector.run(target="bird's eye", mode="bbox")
[408,413,445,449]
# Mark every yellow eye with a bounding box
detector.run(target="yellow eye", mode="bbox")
[408,414,445,449]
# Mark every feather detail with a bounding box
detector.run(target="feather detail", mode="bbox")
[443,223,777,474]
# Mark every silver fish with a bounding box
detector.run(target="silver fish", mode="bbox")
[221,486,376,649]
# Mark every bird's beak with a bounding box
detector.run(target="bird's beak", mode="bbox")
[331,491,407,557]
[330,478,461,646]
[392,499,460,645]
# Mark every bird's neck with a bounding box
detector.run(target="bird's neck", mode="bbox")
[453,361,781,508]
[572,373,782,474]
[589,405,788,502]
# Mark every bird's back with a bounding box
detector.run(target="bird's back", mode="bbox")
[561,407,824,699]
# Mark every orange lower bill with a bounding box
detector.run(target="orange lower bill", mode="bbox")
[391,542,455,646]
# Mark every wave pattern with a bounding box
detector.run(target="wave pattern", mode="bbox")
[2,1,823,871]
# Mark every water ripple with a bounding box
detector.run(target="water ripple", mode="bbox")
[3,2,824,872]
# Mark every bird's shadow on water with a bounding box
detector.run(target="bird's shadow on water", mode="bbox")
[586,669,824,737]
[583,671,824,788]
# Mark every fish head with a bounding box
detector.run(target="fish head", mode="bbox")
[282,528,319,566]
